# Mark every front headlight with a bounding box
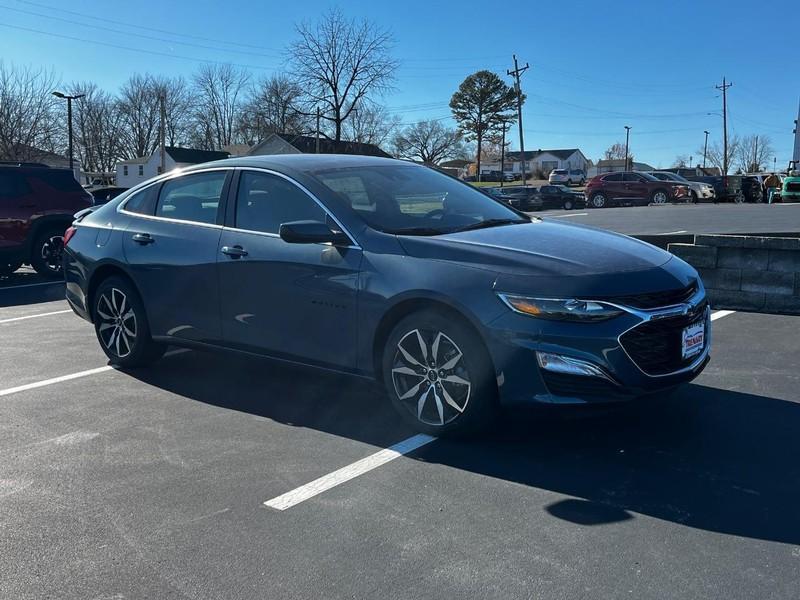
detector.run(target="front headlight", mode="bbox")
[498,294,624,322]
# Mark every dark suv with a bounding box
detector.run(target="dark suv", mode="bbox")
[584,171,689,208]
[0,164,92,277]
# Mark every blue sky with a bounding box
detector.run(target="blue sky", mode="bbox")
[1,0,797,167]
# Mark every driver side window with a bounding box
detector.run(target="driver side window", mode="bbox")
[235,171,326,234]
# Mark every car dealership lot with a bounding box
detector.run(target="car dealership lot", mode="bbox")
[1,284,799,599]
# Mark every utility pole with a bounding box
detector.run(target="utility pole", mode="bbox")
[51,92,85,173]
[315,107,321,154]
[689,156,693,168]
[499,120,510,188]
[703,130,710,169]
[715,77,732,174]
[507,55,529,183]
[159,90,166,174]
[624,125,631,171]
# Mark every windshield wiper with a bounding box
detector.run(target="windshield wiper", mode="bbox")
[390,227,449,236]
[452,218,527,233]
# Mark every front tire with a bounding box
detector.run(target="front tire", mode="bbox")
[93,276,165,368]
[382,310,496,436]
[689,191,698,204]
[30,227,66,278]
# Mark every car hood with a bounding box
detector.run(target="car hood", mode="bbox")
[398,219,672,277]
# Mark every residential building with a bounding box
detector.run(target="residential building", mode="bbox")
[592,159,656,175]
[438,159,471,178]
[115,147,229,188]
[501,148,590,177]
[248,133,391,158]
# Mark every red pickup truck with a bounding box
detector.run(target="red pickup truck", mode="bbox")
[584,171,690,208]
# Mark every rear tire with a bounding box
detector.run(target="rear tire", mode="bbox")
[590,193,607,208]
[382,309,497,436]
[93,276,165,368]
[563,198,574,210]
[30,226,67,278]
[651,189,669,204]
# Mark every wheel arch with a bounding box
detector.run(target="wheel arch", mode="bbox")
[26,215,74,258]
[371,294,494,383]
[86,262,143,323]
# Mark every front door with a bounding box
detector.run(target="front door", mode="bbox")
[122,169,230,344]
[217,169,361,370]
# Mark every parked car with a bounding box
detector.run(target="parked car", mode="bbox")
[89,186,129,205]
[683,175,744,203]
[779,171,800,202]
[64,155,710,435]
[740,176,764,203]
[484,186,543,211]
[584,171,690,208]
[549,169,586,186]
[537,184,586,210]
[0,164,92,277]
[646,171,715,203]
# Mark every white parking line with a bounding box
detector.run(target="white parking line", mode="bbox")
[0,309,73,324]
[264,434,437,511]
[0,281,65,290]
[711,310,735,321]
[660,230,688,235]
[548,212,588,218]
[0,366,114,398]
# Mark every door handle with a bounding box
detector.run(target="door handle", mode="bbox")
[221,245,248,258]
[132,233,154,245]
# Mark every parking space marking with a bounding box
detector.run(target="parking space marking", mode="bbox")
[0,366,114,398]
[264,433,436,511]
[711,310,735,321]
[0,281,65,290]
[0,309,73,325]
[548,212,588,218]
[660,230,688,235]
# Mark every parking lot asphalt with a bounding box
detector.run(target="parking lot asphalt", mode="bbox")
[538,202,800,235]
[2,285,799,599]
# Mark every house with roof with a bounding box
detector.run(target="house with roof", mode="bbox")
[500,148,590,177]
[116,146,229,188]
[592,158,656,175]
[248,133,391,158]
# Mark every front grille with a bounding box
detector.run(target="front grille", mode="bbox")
[541,371,633,402]
[620,303,708,376]
[602,281,697,310]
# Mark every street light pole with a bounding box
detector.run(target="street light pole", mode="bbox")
[703,130,710,170]
[624,126,631,171]
[52,91,85,172]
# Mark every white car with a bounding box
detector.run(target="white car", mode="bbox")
[548,169,586,185]
[647,171,715,203]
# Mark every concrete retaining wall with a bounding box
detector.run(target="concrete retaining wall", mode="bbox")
[668,235,800,315]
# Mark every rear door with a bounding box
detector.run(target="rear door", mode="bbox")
[0,170,35,252]
[623,172,650,203]
[122,169,230,344]
[217,169,362,369]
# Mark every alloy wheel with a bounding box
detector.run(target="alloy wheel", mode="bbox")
[591,194,606,208]
[40,235,64,274]
[96,288,137,358]
[391,329,471,426]
[653,191,668,204]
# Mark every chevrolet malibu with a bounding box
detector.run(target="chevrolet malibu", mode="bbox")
[63,155,710,435]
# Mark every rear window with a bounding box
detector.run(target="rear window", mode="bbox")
[0,171,32,198]
[33,169,83,192]
[552,169,567,174]
[603,173,623,182]
[123,184,160,215]
[155,171,226,225]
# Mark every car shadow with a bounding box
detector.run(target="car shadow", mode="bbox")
[125,349,800,545]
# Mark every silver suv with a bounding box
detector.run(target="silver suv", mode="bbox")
[647,171,715,203]
[549,168,586,186]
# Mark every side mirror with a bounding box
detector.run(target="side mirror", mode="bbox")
[279,220,351,246]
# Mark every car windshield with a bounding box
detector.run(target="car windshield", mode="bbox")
[555,185,572,192]
[312,164,529,235]
[659,172,688,182]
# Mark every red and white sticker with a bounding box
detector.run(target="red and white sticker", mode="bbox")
[682,322,705,359]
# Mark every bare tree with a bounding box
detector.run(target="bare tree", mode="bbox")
[342,103,400,147]
[697,135,740,174]
[393,119,464,164]
[673,154,689,168]
[0,62,61,161]
[736,134,773,173]
[603,142,630,161]
[117,74,161,159]
[68,82,126,173]
[191,63,250,150]
[240,74,308,143]
[289,8,398,141]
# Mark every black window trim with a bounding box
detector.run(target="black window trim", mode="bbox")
[223,167,361,249]
[117,167,232,229]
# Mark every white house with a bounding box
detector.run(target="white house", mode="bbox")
[499,148,590,177]
[116,147,229,188]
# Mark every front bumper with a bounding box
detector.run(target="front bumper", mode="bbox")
[484,288,711,406]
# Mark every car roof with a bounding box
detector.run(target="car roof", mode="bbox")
[181,153,411,175]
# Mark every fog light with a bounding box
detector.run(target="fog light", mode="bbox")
[536,351,612,381]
